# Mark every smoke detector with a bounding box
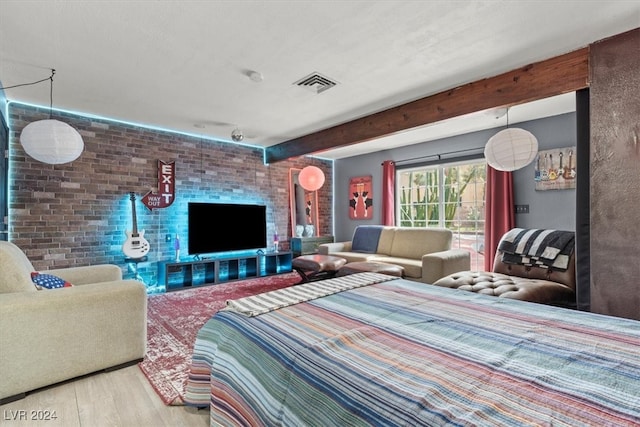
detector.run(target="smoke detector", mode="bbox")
[231,128,244,142]
[247,70,263,82]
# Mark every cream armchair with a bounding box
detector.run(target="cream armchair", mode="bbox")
[0,241,147,404]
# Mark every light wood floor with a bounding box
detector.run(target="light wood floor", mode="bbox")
[0,365,209,427]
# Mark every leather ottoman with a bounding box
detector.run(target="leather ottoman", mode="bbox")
[337,261,404,278]
[292,254,347,283]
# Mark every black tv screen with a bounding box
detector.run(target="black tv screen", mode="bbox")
[188,202,267,255]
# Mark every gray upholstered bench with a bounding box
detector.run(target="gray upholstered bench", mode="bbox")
[337,261,404,278]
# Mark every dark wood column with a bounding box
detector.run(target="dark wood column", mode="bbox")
[589,28,640,320]
[575,88,590,312]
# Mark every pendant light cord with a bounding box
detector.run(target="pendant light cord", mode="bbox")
[0,68,55,91]
[0,68,56,119]
[49,69,55,119]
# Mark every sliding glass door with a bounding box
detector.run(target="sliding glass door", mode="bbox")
[397,160,486,270]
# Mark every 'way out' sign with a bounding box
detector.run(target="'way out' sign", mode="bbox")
[142,160,175,210]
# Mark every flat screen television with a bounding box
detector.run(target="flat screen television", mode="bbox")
[188,202,267,255]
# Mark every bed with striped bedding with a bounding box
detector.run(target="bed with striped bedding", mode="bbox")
[184,274,640,426]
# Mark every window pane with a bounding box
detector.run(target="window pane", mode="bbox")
[397,160,486,270]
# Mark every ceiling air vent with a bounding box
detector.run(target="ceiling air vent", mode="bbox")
[293,72,338,94]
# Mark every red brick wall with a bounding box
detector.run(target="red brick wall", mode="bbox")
[8,104,332,283]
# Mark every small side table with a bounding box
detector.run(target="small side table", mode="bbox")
[125,256,148,284]
[290,235,334,257]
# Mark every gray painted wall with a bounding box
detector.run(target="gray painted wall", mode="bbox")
[332,112,577,242]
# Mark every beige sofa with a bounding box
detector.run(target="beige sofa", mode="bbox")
[319,226,470,284]
[0,241,147,403]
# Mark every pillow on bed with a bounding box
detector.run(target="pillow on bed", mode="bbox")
[31,272,73,290]
[351,225,384,253]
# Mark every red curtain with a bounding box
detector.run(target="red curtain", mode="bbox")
[484,166,515,271]
[382,161,395,226]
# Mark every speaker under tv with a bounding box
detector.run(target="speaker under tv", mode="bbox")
[188,202,267,255]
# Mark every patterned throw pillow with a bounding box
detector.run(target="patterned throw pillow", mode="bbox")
[31,272,73,289]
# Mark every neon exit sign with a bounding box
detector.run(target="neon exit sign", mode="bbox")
[142,160,175,210]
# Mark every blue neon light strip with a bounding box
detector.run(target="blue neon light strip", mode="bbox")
[8,100,264,150]
[8,100,332,165]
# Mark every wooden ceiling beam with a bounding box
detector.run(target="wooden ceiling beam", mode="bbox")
[265,47,589,163]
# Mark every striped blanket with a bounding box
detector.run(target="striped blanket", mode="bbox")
[223,272,398,317]
[184,278,640,426]
[498,228,575,270]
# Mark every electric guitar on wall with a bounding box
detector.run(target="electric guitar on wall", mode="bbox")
[547,153,558,180]
[563,149,576,179]
[123,192,150,258]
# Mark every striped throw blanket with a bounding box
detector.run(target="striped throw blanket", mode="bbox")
[184,279,640,426]
[223,272,398,316]
[498,228,575,270]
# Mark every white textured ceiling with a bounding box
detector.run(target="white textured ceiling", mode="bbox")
[1,1,638,159]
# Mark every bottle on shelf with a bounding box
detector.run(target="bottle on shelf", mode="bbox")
[174,234,180,262]
[273,231,279,252]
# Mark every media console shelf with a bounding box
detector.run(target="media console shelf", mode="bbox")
[158,251,293,292]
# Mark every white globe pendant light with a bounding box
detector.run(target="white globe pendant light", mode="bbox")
[485,109,538,172]
[20,119,84,164]
[15,69,84,164]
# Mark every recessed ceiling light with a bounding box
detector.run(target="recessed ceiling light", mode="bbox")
[490,107,508,120]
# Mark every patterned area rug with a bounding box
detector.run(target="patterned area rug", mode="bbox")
[139,271,301,405]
